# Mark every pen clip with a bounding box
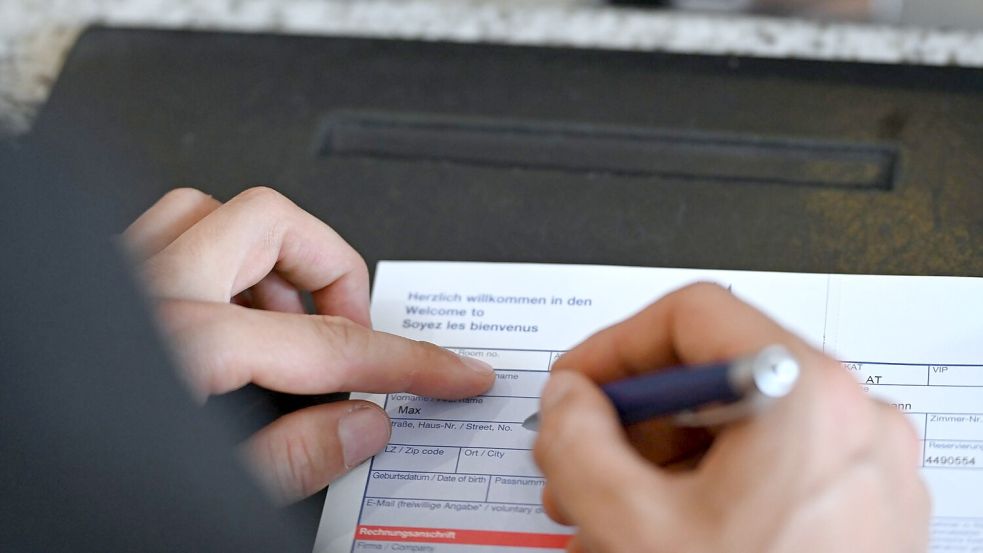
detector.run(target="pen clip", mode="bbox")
[672,392,773,427]
[674,345,799,427]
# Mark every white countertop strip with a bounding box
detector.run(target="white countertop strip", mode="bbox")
[2,0,982,135]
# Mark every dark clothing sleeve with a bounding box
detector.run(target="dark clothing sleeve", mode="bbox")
[0,140,307,553]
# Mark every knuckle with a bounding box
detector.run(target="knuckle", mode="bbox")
[661,281,739,341]
[278,432,321,499]
[353,254,370,279]
[154,298,192,331]
[315,313,355,339]
[193,344,240,392]
[399,340,441,388]
[411,339,448,365]
[234,186,298,221]
[236,185,288,207]
[312,315,371,382]
[232,187,311,257]
[179,327,243,393]
[327,315,370,351]
[161,186,210,204]
[159,311,243,394]
[667,281,731,306]
[630,282,729,329]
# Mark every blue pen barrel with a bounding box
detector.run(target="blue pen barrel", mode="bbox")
[601,364,741,425]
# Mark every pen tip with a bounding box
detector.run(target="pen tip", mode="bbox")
[522,413,539,432]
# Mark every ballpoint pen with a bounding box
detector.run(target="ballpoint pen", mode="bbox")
[522,345,800,430]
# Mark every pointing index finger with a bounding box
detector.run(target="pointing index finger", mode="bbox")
[160,300,495,398]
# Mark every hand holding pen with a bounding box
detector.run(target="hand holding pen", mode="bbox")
[530,283,930,553]
[524,345,800,431]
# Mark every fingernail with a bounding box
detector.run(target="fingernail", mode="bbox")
[338,406,390,469]
[459,355,495,376]
[540,372,576,411]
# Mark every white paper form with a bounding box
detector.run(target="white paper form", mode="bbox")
[315,262,983,553]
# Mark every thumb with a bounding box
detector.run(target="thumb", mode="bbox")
[533,372,675,550]
[242,400,390,504]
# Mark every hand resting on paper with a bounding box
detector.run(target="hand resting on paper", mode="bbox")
[123,187,494,504]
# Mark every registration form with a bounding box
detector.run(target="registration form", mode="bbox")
[314,262,983,552]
